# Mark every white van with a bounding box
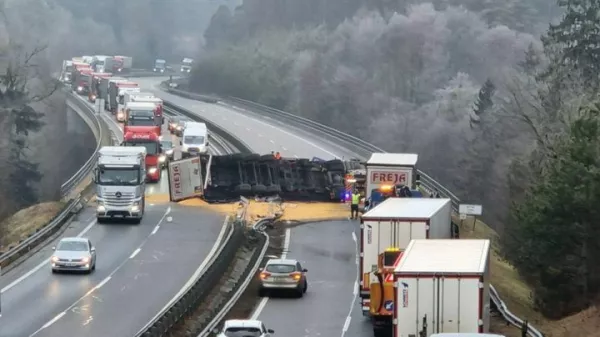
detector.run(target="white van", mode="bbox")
[181,122,208,158]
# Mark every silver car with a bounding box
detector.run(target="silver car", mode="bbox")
[51,237,97,274]
[216,319,274,337]
[258,258,308,297]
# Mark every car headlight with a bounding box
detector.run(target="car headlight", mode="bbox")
[51,256,59,263]
[159,155,166,162]
[176,125,182,130]
[81,256,90,263]
[160,69,164,73]
[148,167,158,174]
[97,202,106,212]
[91,95,96,100]
[166,149,174,155]
[77,86,83,91]
[118,68,122,72]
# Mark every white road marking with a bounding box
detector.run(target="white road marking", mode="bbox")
[269,140,275,144]
[246,127,251,131]
[341,223,360,337]
[151,225,160,235]
[95,276,111,289]
[282,147,287,151]
[129,248,141,259]
[42,312,65,329]
[294,155,299,158]
[250,227,291,320]
[27,206,171,336]
[1,218,97,294]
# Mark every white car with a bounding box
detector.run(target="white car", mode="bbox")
[216,319,274,337]
[50,237,97,274]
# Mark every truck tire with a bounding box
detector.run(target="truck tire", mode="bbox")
[252,184,267,194]
[266,185,281,193]
[235,183,251,193]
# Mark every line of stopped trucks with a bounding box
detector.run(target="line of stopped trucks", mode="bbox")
[60,55,503,337]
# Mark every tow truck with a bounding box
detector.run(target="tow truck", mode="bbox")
[369,247,404,337]
[122,131,162,182]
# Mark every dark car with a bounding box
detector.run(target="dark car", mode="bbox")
[160,139,174,167]
[168,116,191,136]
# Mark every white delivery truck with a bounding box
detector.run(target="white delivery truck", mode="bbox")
[94,146,147,224]
[394,240,491,337]
[181,58,193,72]
[366,153,419,199]
[360,198,452,318]
[181,122,209,158]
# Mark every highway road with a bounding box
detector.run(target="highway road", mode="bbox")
[134,77,371,337]
[0,90,226,336]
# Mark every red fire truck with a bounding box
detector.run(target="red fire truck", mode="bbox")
[122,131,162,182]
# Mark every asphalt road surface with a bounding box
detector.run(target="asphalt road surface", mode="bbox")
[131,77,370,337]
[0,92,226,337]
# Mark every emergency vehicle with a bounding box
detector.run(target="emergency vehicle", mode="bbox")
[369,247,404,336]
[122,131,162,182]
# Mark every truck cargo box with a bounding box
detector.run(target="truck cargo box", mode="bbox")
[366,153,418,199]
[394,240,491,337]
[359,198,453,313]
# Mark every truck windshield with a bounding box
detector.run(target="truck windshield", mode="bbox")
[184,135,205,144]
[123,142,158,155]
[128,118,155,127]
[223,328,262,337]
[98,168,140,185]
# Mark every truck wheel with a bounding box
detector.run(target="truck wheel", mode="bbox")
[252,184,267,194]
[258,288,268,297]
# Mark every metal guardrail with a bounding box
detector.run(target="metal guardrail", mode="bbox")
[162,85,544,337]
[197,217,272,336]
[135,218,241,337]
[60,92,103,196]
[0,90,104,270]
[163,101,252,154]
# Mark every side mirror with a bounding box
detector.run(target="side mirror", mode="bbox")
[206,141,209,147]
[180,141,182,146]
[91,247,96,252]
[267,329,275,333]
[52,246,56,250]
[258,267,263,272]
[302,268,308,272]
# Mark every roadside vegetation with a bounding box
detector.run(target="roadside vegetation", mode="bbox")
[187,0,600,333]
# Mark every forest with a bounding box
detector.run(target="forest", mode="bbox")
[0,0,223,228]
[190,0,600,319]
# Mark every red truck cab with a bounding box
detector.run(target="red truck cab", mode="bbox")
[122,131,162,182]
[123,102,162,136]
[73,66,92,95]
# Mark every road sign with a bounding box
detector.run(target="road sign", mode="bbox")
[459,204,482,216]
[460,213,467,220]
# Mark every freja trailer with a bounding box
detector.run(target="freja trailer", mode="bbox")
[366,153,419,199]
[360,198,454,330]
[393,240,491,337]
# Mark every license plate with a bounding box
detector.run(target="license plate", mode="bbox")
[273,276,287,281]
[65,263,76,267]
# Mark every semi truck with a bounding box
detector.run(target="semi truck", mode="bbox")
[92,55,114,73]
[125,92,164,124]
[60,60,73,83]
[73,68,93,95]
[108,80,138,114]
[393,239,491,337]
[122,131,162,182]
[94,146,147,224]
[365,153,419,199]
[181,58,193,73]
[88,72,112,103]
[123,102,161,136]
[114,55,133,73]
[360,197,453,334]
[153,59,166,73]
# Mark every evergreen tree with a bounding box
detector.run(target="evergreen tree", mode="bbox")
[543,0,600,88]
[504,102,600,318]
[470,79,495,129]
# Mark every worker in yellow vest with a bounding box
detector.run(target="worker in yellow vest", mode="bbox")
[351,191,361,219]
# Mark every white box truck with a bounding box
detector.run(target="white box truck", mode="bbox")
[360,198,453,319]
[366,153,419,199]
[394,240,491,337]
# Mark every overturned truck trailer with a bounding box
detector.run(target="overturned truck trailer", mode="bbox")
[167,153,358,202]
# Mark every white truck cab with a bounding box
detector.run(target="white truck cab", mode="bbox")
[181,122,208,158]
[94,146,146,224]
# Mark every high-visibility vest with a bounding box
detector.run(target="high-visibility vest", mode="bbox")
[352,194,360,205]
